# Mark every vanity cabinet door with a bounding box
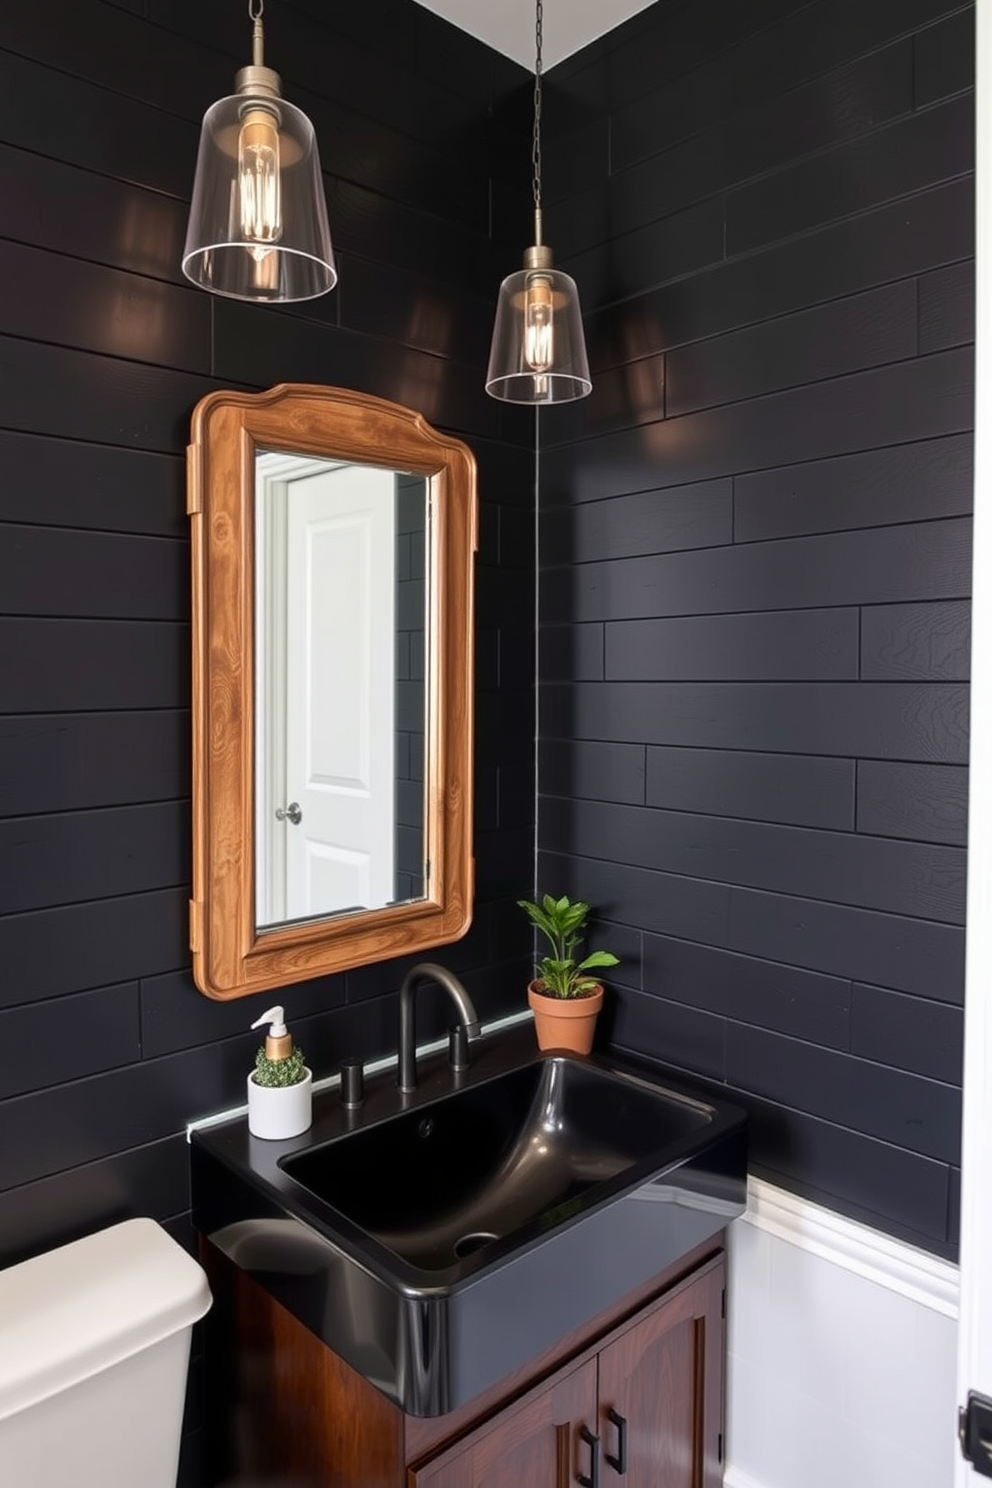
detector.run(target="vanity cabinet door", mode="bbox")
[410,1356,597,1488]
[597,1262,724,1488]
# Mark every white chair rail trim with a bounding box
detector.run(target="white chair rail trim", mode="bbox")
[740,1175,959,1320]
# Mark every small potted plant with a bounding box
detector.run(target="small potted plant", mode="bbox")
[247,1005,312,1139]
[518,893,619,1054]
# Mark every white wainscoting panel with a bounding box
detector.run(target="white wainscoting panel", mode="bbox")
[725,1178,959,1488]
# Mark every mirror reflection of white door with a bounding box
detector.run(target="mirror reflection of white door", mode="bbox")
[287,462,396,920]
[256,454,396,926]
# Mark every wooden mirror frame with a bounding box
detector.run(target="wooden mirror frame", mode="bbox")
[188,384,476,1000]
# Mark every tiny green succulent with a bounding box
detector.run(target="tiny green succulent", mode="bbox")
[518,893,619,999]
[253,1044,307,1088]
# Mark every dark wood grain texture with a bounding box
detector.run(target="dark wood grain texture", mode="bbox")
[734,433,973,542]
[538,0,973,1262]
[725,1023,962,1162]
[0,712,189,816]
[202,1234,726,1488]
[919,260,976,353]
[597,1256,726,1488]
[0,429,186,535]
[605,608,860,681]
[542,680,970,763]
[856,761,968,844]
[0,984,140,1098]
[914,6,976,106]
[860,600,971,680]
[541,624,606,682]
[202,1245,405,1488]
[726,93,973,256]
[542,795,967,923]
[852,984,964,1084]
[641,933,852,1048]
[463,0,973,1293]
[607,0,965,169]
[665,280,918,419]
[0,1135,192,1270]
[540,479,733,564]
[580,178,972,372]
[411,1359,598,1488]
[739,1090,955,1254]
[538,849,966,1001]
[0,801,188,915]
[607,42,914,249]
[644,745,855,829]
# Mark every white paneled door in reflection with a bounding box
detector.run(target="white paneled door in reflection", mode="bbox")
[256,453,396,927]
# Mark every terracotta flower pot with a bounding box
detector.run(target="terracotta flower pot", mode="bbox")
[527,980,604,1055]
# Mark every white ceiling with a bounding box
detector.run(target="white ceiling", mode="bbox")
[411,0,657,70]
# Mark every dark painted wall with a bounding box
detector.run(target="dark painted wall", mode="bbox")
[0,0,537,1301]
[539,0,974,1260]
[0,0,976,1475]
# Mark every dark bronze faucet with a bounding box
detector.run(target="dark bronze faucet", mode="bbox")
[397,963,480,1092]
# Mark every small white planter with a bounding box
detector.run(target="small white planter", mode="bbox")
[247,1067,312,1139]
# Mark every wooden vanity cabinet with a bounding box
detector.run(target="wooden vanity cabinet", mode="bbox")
[595,1260,724,1488]
[410,1357,598,1488]
[201,1238,726,1488]
[409,1257,724,1488]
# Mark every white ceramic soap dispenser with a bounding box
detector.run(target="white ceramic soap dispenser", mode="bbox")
[247,1005,313,1139]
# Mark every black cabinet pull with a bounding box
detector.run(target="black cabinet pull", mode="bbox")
[605,1407,628,1475]
[577,1424,600,1488]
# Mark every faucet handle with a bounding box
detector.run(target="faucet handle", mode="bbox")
[448,1024,471,1072]
[340,1057,365,1108]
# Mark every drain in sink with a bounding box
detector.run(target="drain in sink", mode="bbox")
[453,1231,499,1258]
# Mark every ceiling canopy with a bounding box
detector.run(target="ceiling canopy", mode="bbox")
[410,0,656,70]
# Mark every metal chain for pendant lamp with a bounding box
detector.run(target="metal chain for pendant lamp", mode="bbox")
[484,0,591,403]
[532,0,543,228]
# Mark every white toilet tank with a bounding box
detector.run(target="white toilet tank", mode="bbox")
[0,1217,212,1488]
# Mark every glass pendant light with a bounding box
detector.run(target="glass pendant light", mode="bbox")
[182,0,337,303]
[485,0,591,404]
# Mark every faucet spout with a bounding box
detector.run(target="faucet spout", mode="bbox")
[397,962,480,1092]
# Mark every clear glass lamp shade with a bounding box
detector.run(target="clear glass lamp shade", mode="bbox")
[182,93,337,302]
[485,267,592,403]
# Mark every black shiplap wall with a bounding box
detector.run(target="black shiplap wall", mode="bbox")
[0,0,536,1315]
[539,0,974,1259]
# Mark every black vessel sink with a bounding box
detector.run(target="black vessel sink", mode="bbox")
[280,1056,713,1271]
[192,1027,746,1416]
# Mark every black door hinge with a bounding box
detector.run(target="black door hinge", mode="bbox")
[960,1392,992,1477]
[717,1432,724,1464]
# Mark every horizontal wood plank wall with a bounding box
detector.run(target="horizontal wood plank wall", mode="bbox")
[0,3,536,1478]
[539,0,974,1260]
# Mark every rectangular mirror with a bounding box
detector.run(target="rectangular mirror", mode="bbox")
[188,385,476,999]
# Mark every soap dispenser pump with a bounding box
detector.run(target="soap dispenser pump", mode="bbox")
[247,1004,313,1140]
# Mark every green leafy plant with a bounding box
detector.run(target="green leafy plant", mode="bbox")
[252,1044,307,1088]
[518,893,619,999]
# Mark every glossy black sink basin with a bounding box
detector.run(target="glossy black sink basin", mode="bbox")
[192,1026,746,1416]
[280,1056,712,1271]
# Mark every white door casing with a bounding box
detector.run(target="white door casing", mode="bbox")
[956,4,991,1481]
